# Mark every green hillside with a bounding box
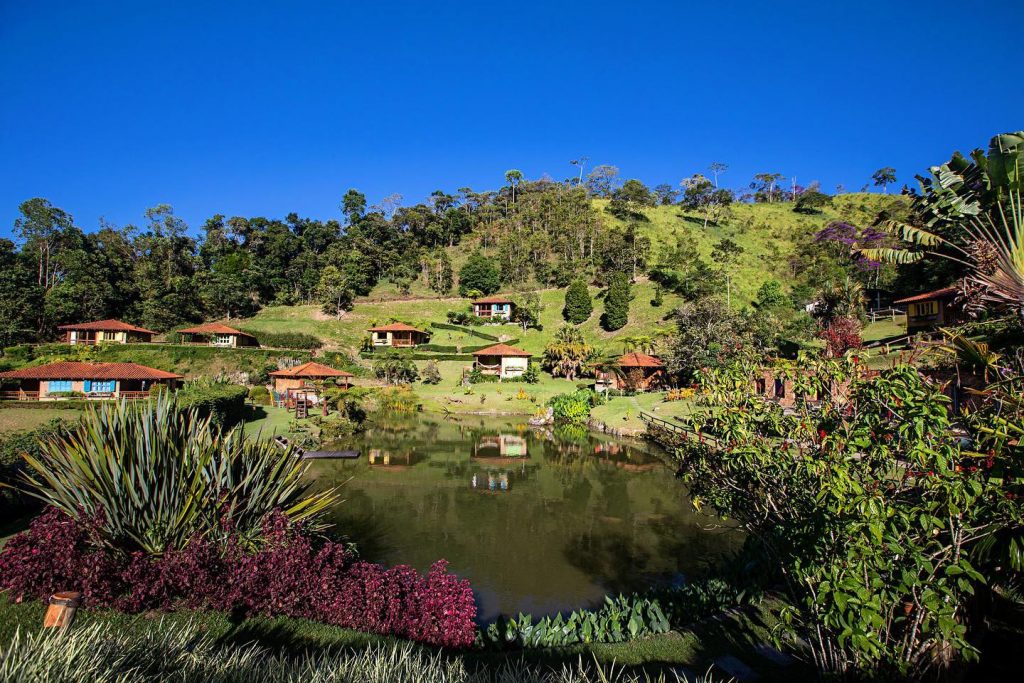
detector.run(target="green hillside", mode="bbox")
[237,194,904,355]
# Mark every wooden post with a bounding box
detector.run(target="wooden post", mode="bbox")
[43,591,82,628]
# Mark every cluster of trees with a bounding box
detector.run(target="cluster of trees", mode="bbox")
[0,156,911,348]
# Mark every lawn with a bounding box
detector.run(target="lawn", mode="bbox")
[0,406,82,434]
[862,314,907,343]
[590,392,694,434]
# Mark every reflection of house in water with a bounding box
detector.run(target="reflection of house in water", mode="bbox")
[367,448,421,468]
[472,434,529,461]
[470,472,511,492]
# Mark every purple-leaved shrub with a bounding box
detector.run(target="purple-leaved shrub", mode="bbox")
[0,508,477,648]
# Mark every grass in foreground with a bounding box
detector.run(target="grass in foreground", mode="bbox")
[0,596,808,682]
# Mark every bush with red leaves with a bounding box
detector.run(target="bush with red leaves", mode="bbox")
[817,317,863,358]
[0,509,477,648]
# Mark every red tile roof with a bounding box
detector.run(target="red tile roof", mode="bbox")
[472,295,514,304]
[367,322,426,333]
[57,319,157,335]
[616,352,664,368]
[893,287,959,305]
[178,323,255,337]
[269,361,354,378]
[472,343,532,357]
[0,361,183,381]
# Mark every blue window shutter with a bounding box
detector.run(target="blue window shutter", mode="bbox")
[84,380,91,392]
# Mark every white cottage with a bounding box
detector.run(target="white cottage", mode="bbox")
[471,343,532,379]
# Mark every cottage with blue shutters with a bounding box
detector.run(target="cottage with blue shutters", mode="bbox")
[0,361,183,401]
[471,295,515,321]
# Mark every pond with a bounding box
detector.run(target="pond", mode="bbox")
[307,414,742,621]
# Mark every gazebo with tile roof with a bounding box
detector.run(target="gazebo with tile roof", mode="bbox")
[268,361,354,394]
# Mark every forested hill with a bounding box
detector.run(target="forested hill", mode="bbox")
[0,179,911,348]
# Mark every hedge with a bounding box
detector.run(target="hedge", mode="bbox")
[173,383,248,428]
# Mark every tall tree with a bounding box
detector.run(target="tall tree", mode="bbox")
[316,265,353,319]
[504,169,523,206]
[601,272,631,331]
[563,278,593,323]
[341,189,366,225]
[871,167,897,193]
[708,162,728,188]
[458,251,500,296]
[711,237,745,307]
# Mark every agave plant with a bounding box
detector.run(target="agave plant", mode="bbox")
[17,394,337,554]
[862,132,1024,322]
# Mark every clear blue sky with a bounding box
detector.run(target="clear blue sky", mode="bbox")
[1,0,1021,236]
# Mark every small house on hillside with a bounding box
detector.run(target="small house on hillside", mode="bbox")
[0,361,182,401]
[368,323,429,348]
[269,361,353,394]
[894,287,965,332]
[59,319,156,345]
[472,296,515,321]
[472,343,532,380]
[596,352,666,392]
[178,323,259,348]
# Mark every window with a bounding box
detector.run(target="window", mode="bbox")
[912,301,938,318]
[214,334,233,346]
[84,380,115,393]
[48,380,72,393]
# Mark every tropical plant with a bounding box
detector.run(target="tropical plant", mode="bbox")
[372,350,419,384]
[862,132,1024,322]
[541,325,595,380]
[672,355,1022,678]
[14,395,337,554]
[483,578,744,649]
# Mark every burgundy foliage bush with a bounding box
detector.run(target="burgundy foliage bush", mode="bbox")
[0,508,477,648]
[817,317,863,358]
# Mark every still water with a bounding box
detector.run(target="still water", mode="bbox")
[307,414,741,621]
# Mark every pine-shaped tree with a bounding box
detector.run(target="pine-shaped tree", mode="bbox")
[562,278,593,323]
[601,272,631,331]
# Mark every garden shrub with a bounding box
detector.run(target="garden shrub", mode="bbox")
[0,509,476,648]
[483,578,745,648]
[422,360,442,385]
[247,385,269,405]
[547,390,598,424]
[176,381,248,427]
